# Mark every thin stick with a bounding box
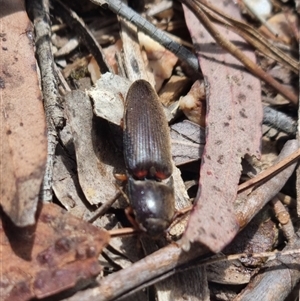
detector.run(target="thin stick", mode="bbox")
[88,192,121,223]
[195,0,298,73]
[108,227,138,237]
[194,249,300,266]
[238,147,300,193]
[29,0,65,201]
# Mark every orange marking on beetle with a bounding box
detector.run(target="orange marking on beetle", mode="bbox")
[155,171,168,180]
[134,170,148,179]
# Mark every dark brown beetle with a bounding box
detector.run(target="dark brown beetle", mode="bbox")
[123,79,175,237]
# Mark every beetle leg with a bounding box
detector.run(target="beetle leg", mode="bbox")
[114,173,128,182]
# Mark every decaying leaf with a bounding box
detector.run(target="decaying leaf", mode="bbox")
[0,0,47,226]
[88,73,131,125]
[170,120,205,166]
[53,142,92,218]
[182,1,263,252]
[0,203,110,301]
[64,90,123,205]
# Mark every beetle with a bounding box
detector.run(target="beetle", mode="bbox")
[123,79,175,237]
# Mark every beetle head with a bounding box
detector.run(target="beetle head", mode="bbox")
[128,176,175,237]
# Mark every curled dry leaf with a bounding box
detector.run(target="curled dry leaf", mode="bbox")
[179,80,206,127]
[102,40,123,74]
[159,75,192,106]
[88,56,101,84]
[182,1,263,253]
[0,203,110,301]
[0,0,47,226]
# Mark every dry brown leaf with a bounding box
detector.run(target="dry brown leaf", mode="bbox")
[0,0,47,226]
[260,12,299,45]
[179,80,206,127]
[182,1,263,253]
[88,56,101,84]
[102,40,123,74]
[158,75,192,106]
[138,32,178,91]
[0,203,110,301]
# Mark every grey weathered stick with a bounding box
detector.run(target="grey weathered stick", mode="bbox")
[271,196,296,243]
[263,106,297,135]
[28,0,65,201]
[233,230,300,301]
[89,0,199,72]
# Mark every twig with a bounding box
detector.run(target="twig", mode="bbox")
[263,106,297,135]
[88,192,121,223]
[28,0,65,201]
[271,196,296,242]
[89,0,200,72]
[64,243,208,301]
[238,145,300,193]
[236,139,298,228]
[108,227,138,237]
[197,249,300,266]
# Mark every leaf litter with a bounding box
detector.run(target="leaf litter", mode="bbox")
[1,0,300,300]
